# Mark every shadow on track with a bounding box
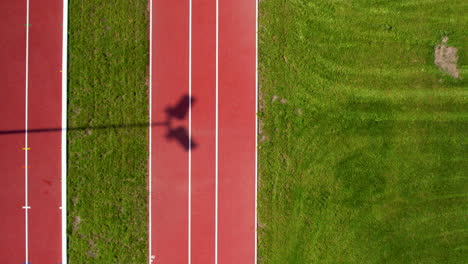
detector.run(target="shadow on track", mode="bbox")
[0,94,197,151]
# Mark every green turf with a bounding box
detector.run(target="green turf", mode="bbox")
[258,0,467,263]
[67,0,148,262]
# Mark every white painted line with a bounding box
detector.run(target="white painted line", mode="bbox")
[62,1,69,263]
[255,0,259,263]
[148,0,153,262]
[24,1,30,263]
[215,0,219,263]
[188,0,193,263]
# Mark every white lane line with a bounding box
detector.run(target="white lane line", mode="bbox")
[24,1,30,263]
[61,0,69,263]
[149,0,154,262]
[188,0,193,263]
[255,0,259,262]
[215,0,219,262]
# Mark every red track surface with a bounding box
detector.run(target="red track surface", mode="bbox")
[150,0,256,263]
[151,0,189,262]
[0,1,65,262]
[0,1,26,262]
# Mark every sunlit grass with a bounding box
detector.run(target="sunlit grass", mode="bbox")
[258,0,467,263]
[67,0,148,262]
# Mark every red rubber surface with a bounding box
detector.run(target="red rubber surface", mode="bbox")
[218,0,257,262]
[28,1,63,262]
[150,0,256,263]
[151,0,190,262]
[0,1,64,262]
[191,0,216,263]
[0,1,26,262]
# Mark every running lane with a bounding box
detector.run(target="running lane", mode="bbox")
[150,0,256,263]
[191,0,216,263]
[218,0,257,263]
[0,0,66,263]
[0,1,26,262]
[28,0,64,262]
[150,0,190,263]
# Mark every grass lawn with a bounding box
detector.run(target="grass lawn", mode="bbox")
[258,0,467,263]
[67,0,148,262]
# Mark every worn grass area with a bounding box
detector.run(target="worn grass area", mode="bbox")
[67,0,148,262]
[258,0,467,263]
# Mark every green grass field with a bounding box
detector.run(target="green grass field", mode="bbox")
[258,0,467,263]
[67,0,148,262]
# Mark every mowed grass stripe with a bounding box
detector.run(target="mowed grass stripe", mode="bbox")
[67,0,148,262]
[258,0,467,263]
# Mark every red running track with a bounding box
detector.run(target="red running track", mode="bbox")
[0,0,67,263]
[149,0,257,263]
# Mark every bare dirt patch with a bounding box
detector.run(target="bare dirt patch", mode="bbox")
[434,37,460,78]
[72,196,78,206]
[86,239,98,259]
[258,221,267,229]
[271,95,287,104]
[72,215,82,233]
